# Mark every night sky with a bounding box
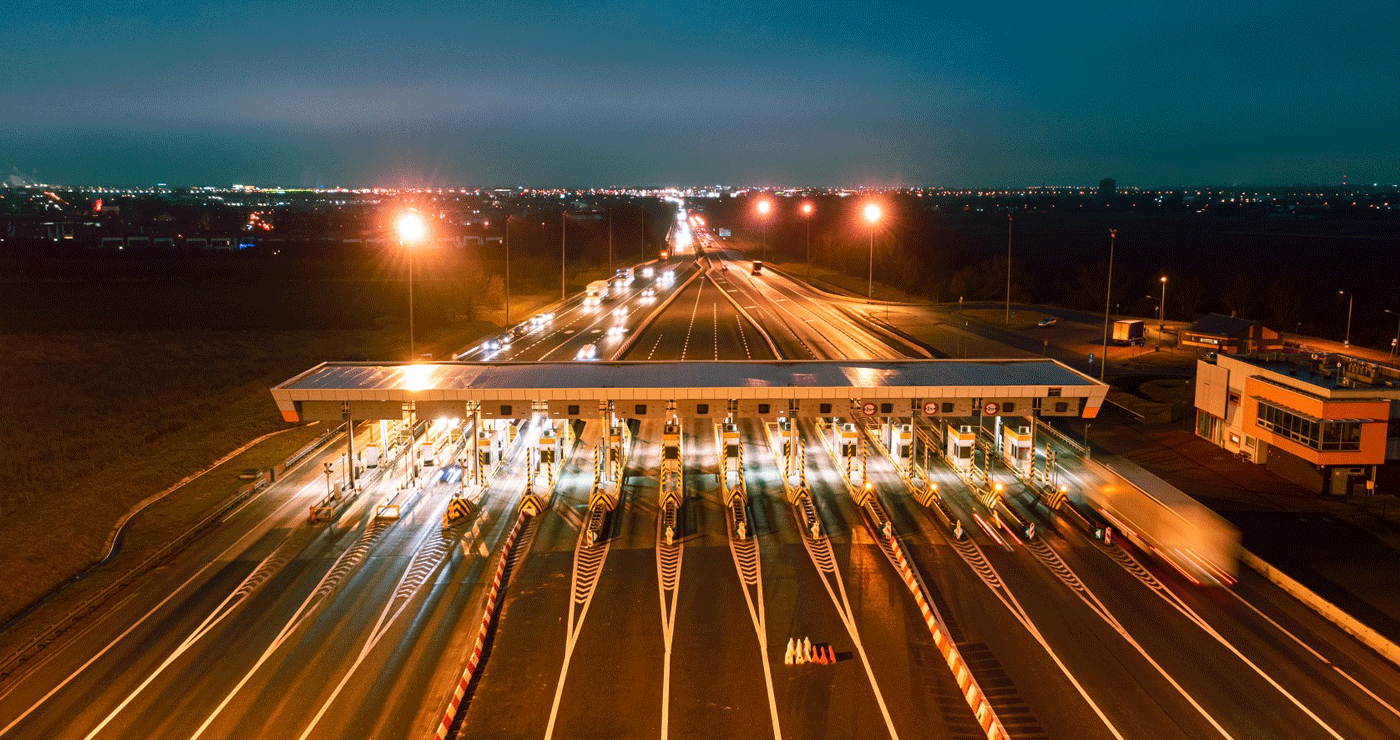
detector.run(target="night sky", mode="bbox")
[3,1,1397,188]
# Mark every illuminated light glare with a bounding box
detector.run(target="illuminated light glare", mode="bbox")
[801,202,814,216]
[401,363,436,392]
[397,212,426,243]
[756,199,772,216]
[863,202,882,224]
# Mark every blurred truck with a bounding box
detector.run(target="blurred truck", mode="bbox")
[1113,319,1145,346]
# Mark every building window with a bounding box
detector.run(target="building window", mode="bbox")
[819,403,832,414]
[1255,400,1362,451]
[500,405,512,416]
[567,404,580,416]
[880,403,894,414]
[941,402,955,413]
[696,403,709,415]
[1048,387,1062,397]
[635,404,647,415]
[758,403,771,415]
[1003,402,1016,413]
[1054,402,1069,413]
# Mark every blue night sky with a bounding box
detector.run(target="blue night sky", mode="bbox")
[2,1,1397,187]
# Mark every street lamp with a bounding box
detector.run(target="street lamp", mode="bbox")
[502,215,513,326]
[1158,275,1168,331]
[800,201,814,280]
[1006,213,1013,325]
[863,202,882,300]
[755,198,773,262]
[1100,228,1117,382]
[396,212,426,360]
[1339,290,1354,347]
[1385,309,1400,362]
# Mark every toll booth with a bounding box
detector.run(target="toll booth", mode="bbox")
[721,421,741,463]
[660,421,683,508]
[946,425,976,471]
[607,421,632,482]
[837,423,859,463]
[776,417,799,477]
[477,420,509,477]
[885,422,913,467]
[1001,424,1033,475]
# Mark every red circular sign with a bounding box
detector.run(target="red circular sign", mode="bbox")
[862,402,877,416]
[923,401,938,416]
[983,402,1000,415]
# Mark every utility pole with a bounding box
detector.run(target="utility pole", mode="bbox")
[561,211,568,301]
[504,215,512,326]
[1101,228,1116,382]
[608,207,613,275]
[1005,213,1013,325]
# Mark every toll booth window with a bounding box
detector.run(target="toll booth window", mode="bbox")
[880,403,894,414]
[1048,387,1062,397]
[941,402,955,413]
[758,403,771,415]
[1055,402,1069,413]
[500,405,512,416]
[635,404,647,415]
[567,404,580,416]
[1003,402,1015,413]
[696,403,709,415]
[819,403,833,414]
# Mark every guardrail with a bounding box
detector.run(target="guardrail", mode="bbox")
[612,263,704,359]
[0,423,344,685]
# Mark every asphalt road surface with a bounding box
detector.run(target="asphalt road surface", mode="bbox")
[3,227,1400,740]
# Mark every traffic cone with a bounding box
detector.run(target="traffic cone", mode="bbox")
[803,637,813,664]
[827,645,837,663]
[784,639,794,665]
[815,645,828,665]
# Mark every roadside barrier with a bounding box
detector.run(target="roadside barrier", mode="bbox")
[889,537,1007,740]
[430,510,530,740]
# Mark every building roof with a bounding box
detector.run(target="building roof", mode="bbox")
[1184,313,1261,337]
[270,359,1108,421]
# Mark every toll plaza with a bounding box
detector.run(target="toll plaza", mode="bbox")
[272,358,1107,532]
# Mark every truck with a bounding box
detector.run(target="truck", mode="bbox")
[363,445,381,468]
[584,279,609,307]
[1112,319,1145,346]
[1078,451,1240,584]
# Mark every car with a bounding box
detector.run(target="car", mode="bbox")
[482,338,501,353]
[641,266,655,279]
[1037,317,1059,328]
[661,269,675,283]
[719,262,728,272]
[583,295,601,308]
[512,323,531,337]
[576,343,598,360]
[607,324,626,338]
[751,260,764,275]
[612,305,630,321]
[640,287,656,302]
[498,333,513,348]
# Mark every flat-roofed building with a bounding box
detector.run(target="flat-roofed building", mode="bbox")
[1180,313,1282,354]
[1195,351,1400,495]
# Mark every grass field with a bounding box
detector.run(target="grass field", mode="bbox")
[958,307,1057,331]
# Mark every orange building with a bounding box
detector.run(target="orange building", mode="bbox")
[1195,352,1400,495]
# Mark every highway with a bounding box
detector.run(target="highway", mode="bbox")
[3,220,1400,740]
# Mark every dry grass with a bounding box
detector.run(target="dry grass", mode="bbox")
[0,323,492,625]
[959,308,1057,331]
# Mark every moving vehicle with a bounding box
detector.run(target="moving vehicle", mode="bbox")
[661,269,675,283]
[751,260,764,275]
[607,324,626,339]
[1113,319,1145,346]
[576,343,598,360]
[1037,316,1059,328]
[612,305,630,322]
[719,261,729,272]
[585,279,609,307]
[640,287,656,302]
[641,266,655,279]
[615,267,635,285]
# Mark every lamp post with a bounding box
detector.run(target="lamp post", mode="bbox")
[801,201,814,280]
[607,206,613,276]
[396,212,426,360]
[863,202,882,300]
[1340,290,1354,347]
[755,198,772,263]
[502,215,512,326]
[1385,309,1400,361]
[1100,228,1117,382]
[1006,213,1013,325]
[561,211,569,302]
[1158,275,1167,331]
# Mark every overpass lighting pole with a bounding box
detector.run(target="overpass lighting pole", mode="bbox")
[863,202,882,299]
[755,197,772,263]
[397,212,426,360]
[1385,309,1400,361]
[1158,275,1167,331]
[503,215,513,326]
[1101,228,1116,381]
[561,211,569,302]
[1005,213,1013,325]
[800,201,814,280]
[608,207,614,276]
[1340,290,1354,347]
